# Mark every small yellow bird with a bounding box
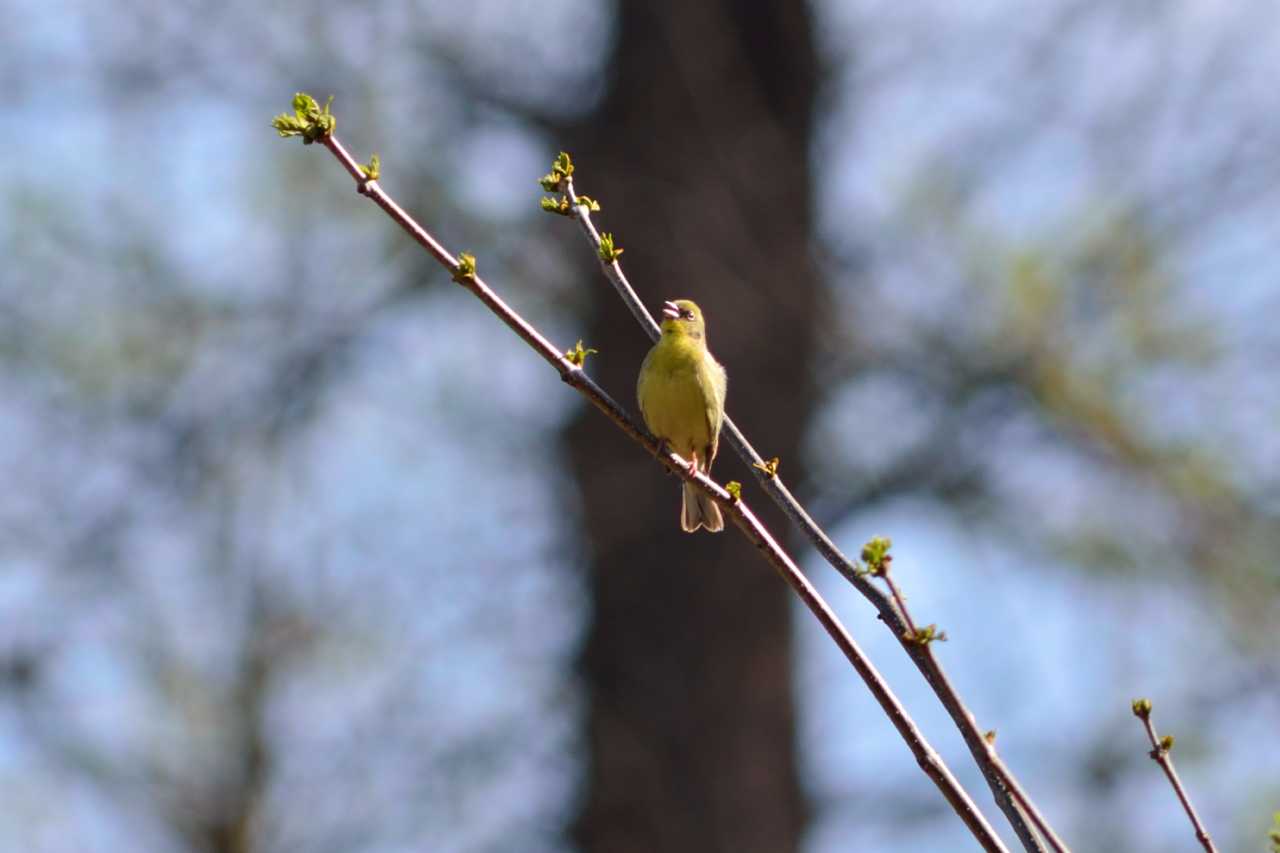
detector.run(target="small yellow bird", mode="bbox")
[637,299,728,533]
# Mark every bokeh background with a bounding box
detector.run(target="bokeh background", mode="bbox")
[3,1,1278,851]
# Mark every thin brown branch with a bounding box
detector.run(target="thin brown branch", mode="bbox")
[879,564,918,638]
[1131,700,1218,853]
[561,173,1066,853]
[303,130,1012,853]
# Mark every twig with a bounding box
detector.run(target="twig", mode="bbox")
[860,538,919,639]
[558,166,1067,853]
[884,573,918,636]
[277,111,1013,853]
[1131,699,1218,853]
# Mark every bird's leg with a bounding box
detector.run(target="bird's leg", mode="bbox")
[653,438,672,472]
[687,449,699,477]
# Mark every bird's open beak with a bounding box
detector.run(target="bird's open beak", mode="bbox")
[661,300,681,320]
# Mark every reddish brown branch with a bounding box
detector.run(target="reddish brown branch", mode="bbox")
[300,130,1012,853]
[1132,700,1218,853]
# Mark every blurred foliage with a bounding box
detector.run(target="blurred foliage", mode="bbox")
[1,1,1277,852]
[1,2,595,852]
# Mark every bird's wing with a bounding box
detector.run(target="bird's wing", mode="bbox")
[702,357,728,467]
[636,348,654,427]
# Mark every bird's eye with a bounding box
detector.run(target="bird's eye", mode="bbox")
[680,309,694,319]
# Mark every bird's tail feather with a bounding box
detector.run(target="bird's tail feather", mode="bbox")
[681,482,724,533]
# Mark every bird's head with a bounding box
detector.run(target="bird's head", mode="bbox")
[660,299,706,340]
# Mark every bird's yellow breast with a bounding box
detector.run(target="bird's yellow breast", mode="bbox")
[637,335,717,456]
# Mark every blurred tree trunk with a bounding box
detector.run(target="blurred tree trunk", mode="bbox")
[562,2,819,851]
